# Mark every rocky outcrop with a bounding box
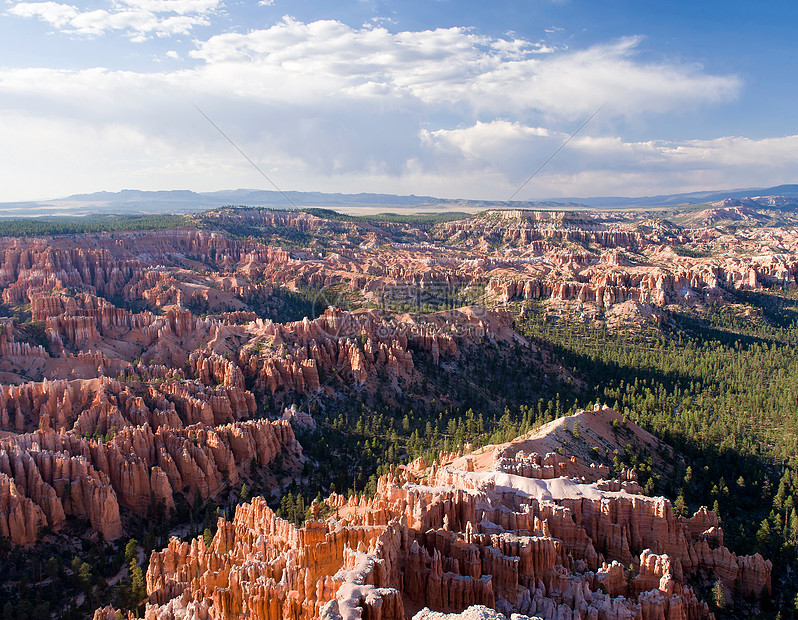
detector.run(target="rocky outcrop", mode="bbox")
[485,257,797,309]
[238,307,507,397]
[493,449,607,481]
[133,408,771,620]
[0,376,301,544]
[0,471,48,545]
[141,499,398,620]
[435,211,646,251]
[1,211,794,391]
[0,209,788,616]
[0,376,257,434]
[0,418,121,541]
[0,320,49,360]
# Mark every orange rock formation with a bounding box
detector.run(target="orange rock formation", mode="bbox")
[120,407,770,620]
[0,377,301,544]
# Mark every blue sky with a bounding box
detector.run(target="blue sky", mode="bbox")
[1,0,797,202]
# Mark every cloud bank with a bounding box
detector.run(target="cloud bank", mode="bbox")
[1,11,795,201]
[8,0,221,40]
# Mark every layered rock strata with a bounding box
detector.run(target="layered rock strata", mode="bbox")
[127,407,771,620]
[0,377,301,544]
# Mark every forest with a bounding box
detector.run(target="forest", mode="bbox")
[0,214,188,237]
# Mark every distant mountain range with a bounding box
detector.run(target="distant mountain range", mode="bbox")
[559,184,798,207]
[1,185,797,217]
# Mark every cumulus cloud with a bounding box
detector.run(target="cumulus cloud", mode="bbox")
[7,0,221,40]
[420,120,553,171]
[0,16,790,201]
[178,19,739,119]
[8,2,79,29]
[420,120,798,197]
[0,16,740,117]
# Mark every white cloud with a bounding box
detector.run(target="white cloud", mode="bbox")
[0,16,740,118]
[0,17,791,201]
[421,120,552,163]
[369,16,397,27]
[7,2,80,28]
[0,110,311,202]
[1,107,796,201]
[419,120,798,197]
[182,21,738,118]
[7,0,221,40]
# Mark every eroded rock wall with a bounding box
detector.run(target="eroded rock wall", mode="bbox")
[129,408,771,620]
[0,377,301,544]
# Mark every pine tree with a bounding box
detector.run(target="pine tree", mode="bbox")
[124,538,138,565]
[130,559,146,602]
[674,491,688,517]
[712,579,725,609]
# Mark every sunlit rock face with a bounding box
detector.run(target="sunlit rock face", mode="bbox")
[120,407,770,620]
[0,376,302,544]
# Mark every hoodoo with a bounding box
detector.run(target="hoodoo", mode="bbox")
[101,407,770,620]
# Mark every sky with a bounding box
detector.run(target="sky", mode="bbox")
[1,0,797,202]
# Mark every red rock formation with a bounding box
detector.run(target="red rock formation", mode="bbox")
[237,307,514,399]
[0,374,261,434]
[0,320,49,360]
[0,375,301,544]
[0,425,121,541]
[0,209,789,616]
[0,471,48,545]
[130,408,771,620]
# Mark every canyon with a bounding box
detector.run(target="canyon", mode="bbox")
[0,203,794,618]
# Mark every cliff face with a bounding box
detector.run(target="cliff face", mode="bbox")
[3,219,793,383]
[238,307,488,396]
[0,215,794,391]
[128,407,771,620]
[484,252,798,309]
[0,376,257,434]
[0,376,301,544]
[0,229,537,546]
[0,226,524,394]
[436,213,646,252]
